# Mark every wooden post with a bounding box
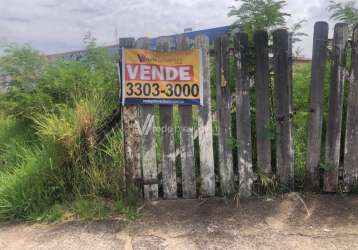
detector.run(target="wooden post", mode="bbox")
[157,37,177,199]
[344,25,358,191]
[324,23,349,192]
[254,30,272,176]
[215,34,234,195]
[120,37,142,193]
[195,35,215,197]
[135,37,159,200]
[176,35,196,198]
[273,29,294,189]
[305,22,329,191]
[235,32,253,197]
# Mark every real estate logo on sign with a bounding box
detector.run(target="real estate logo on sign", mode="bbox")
[121,48,203,105]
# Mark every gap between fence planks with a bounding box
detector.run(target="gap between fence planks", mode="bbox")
[195,35,215,197]
[343,25,358,191]
[305,22,329,191]
[235,32,253,197]
[215,34,234,195]
[324,23,349,192]
[253,30,272,176]
[120,37,142,194]
[176,35,196,198]
[273,29,294,189]
[157,37,177,199]
[136,37,159,200]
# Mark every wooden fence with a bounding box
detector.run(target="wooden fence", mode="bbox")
[120,22,358,200]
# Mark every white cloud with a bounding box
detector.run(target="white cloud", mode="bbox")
[0,0,354,57]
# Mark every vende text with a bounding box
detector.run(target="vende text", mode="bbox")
[125,64,193,81]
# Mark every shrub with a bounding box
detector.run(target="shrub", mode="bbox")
[0,41,129,222]
[0,145,64,221]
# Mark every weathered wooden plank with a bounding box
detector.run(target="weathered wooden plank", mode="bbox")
[273,29,294,189]
[324,23,349,192]
[305,22,329,191]
[120,37,142,193]
[234,32,253,197]
[176,35,196,198]
[344,25,358,191]
[288,33,294,179]
[215,34,234,195]
[135,37,159,200]
[253,30,272,176]
[194,35,215,197]
[157,37,177,199]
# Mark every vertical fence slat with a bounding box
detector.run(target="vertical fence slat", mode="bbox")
[176,35,196,198]
[194,35,215,197]
[120,37,142,193]
[273,29,294,189]
[215,34,234,195]
[344,24,358,191]
[135,37,159,200]
[157,37,177,199]
[235,32,253,197]
[254,30,272,176]
[305,22,329,191]
[324,23,349,192]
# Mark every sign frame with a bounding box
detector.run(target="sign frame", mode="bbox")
[121,47,203,106]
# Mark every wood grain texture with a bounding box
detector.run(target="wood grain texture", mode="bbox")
[305,22,329,191]
[235,32,253,197]
[176,35,196,198]
[194,35,215,197]
[343,25,358,191]
[273,29,294,189]
[324,23,348,192]
[215,34,234,195]
[253,30,272,176]
[120,37,142,193]
[136,37,159,200]
[157,37,177,199]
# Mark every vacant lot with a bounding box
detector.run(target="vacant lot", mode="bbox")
[1,193,358,250]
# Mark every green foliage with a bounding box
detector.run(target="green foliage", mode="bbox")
[0,40,134,222]
[292,63,312,189]
[114,197,142,221]
[228,0,290,35]
[328,1,358,30]
[0,43,47,91]
[0,145,64,221]
[42,204,66,222]
[0,42,117,122]
[290,20,308,44]
[72,197,111,221]
[33,98,125,199]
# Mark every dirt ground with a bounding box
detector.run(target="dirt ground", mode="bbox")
[1,193,358,250]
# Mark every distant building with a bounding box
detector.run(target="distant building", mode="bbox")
[47,26,231,60]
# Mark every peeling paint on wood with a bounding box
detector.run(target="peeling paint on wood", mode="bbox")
[273,29,294,189]
[120,37,142,194]
[157,37,177,199]
[343,25,358,191]
[235,32,253,197]
[176,35,196,198]
[324,23,348,192]
[136,37,159,200]
[195,35,215,197]
[215,34,234,195]
[305,22,329,191]
[254,30,272,176]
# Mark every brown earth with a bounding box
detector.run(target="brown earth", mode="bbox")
[1,193,358,250]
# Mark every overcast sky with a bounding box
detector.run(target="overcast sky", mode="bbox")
[0,0,353,57]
